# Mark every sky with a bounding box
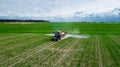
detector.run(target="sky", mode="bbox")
[0,0,120,22]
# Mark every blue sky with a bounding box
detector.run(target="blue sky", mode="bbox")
[0,0,120,22]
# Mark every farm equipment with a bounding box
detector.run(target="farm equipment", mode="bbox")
[52,31,66,41]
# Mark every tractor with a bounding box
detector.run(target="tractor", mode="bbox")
[52,31,66,41]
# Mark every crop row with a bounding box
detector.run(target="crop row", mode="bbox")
[0,33,120,67]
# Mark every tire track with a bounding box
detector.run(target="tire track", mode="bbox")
[100,36,115,67]
[95,36,99,67]
[0,37,48,63]
[109,35,120,45]
[0,34,39,51]
[0,35,36,52]
[0,41,56,67]
[0,35,48,57]
[32,38,72,66]
[0,33,31,41]
[87,36,95,67]
[0,34,33,47]
[53,39,79,67]
[79,36,93,67]
[106,35,120,66]
[0,33,20,40]
[9,42,55,67]
[96,36,103,67]
[65,39,85,67]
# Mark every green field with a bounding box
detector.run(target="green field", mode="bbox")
[0,23,120,34]
[0,22,120,67]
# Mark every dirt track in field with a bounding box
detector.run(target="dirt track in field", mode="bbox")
[53,39,79,66]
[9,42,56,67]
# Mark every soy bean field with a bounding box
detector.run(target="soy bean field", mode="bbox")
[0,22,120,67]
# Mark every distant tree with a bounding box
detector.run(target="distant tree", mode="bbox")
[0,19,50,22]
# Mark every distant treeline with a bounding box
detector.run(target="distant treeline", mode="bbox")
[0,19,50,22]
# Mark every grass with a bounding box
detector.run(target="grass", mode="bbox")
[0,22,120,67]
[0,22,120,34]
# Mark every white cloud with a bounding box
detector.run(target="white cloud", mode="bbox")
[0,0,120,21]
